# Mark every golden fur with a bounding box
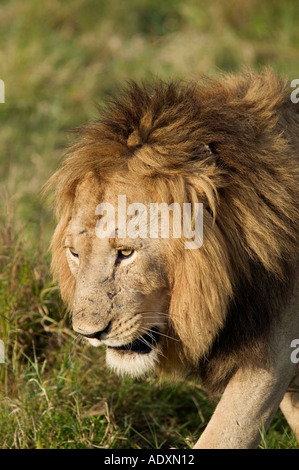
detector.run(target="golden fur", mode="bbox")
[45,69,299,447]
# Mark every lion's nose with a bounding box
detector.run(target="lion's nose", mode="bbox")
[79,320,112,340]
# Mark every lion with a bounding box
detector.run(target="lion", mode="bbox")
[45,69,299,449]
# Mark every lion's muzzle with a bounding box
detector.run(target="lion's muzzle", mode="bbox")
[78,320,112,341]
[108,326,160,355]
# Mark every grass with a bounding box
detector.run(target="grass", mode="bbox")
[1,340,216,449]
[0,0,299,449]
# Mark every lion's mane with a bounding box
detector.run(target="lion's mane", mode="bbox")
[46,69,299,394]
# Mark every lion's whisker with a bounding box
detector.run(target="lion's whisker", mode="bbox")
[139,326,178,344]
[138,330,167,359]
[137,311,168,315]
[156,330,179,342]
[137,311,185,328]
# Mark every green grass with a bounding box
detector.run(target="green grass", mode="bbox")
[1,342,216,449]
[0,0,299,449]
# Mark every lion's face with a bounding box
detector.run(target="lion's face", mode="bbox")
[52,166,234,380]
[65,174,171,377]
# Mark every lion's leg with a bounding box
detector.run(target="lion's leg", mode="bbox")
[193,363,296,449]
[193,283,299,449]
[280,370,299,442]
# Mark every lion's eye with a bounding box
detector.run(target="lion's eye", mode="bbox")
[69,248,79,258]
[118,249,134,259]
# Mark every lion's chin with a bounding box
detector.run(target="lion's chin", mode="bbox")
[86,327,162,377]
[105,346,160,377]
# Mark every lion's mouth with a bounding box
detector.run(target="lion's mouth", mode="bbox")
[108,327,160,355]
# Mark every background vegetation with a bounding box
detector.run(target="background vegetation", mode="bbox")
[0,0,298,449]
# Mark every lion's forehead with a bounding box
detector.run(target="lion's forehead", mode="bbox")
[71,175,101,230]
[71,172,157,235]
[103,179,155,206]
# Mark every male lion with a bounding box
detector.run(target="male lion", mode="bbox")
[45,69,299,448]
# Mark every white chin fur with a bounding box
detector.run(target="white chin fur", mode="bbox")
[86,337,102,347]
[105,347,160,377]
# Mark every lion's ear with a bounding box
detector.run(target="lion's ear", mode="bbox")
[189,142,216,165]
[202,143,214,157]
[207,142,218,155]
[201,143,219,165]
